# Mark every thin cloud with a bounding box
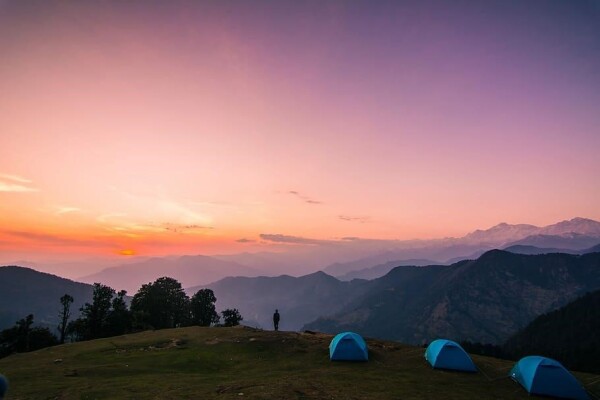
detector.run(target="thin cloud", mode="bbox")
[339,215,371,223]
[98,214,165,235]
[96,213,128,223]
[288,190,323,205]
[0,173,38,192]
[99,191,215,237]
[55,206,82,215]
[0,174,32,183]
[162,223,214,233]
[259,234,333,245]
[305,199,322,204]
[117,190,213,226]
[3,230,112,248]
[101,217,214,234]
[0,182,38,192]
[236,238,256,243]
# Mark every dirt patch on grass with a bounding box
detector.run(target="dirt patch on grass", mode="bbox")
[148,338,185,350]
[109,338,186,353]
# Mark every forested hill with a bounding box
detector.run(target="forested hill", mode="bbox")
[0,266,94,329]
[304,250,600,345]
[504,289,600,374]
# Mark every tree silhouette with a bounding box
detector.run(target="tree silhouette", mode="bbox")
[0,314,58,358]
[221,308,243,327]
[131,277,190,329]
[58,294,74,344]
[17,314,34,352]
[72,283,116,340]
[66,318,86,342]
[190,289,219,326]
[106,290,131,336]
[27,326,58,352]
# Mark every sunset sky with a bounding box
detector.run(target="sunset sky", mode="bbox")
[1,0,599,262]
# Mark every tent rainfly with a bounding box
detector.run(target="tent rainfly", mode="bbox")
[424,339,477,372]
[329,332,368,361]
[510,356,588,400]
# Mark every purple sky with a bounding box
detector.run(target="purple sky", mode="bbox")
[0,0,599,262]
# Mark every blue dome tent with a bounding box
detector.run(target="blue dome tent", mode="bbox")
[329,332,368,361]
[424,339,477,372]
[510,356,588,399]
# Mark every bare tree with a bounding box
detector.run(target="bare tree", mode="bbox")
[58,294,74,344]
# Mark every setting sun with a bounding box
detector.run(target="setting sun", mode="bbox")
[118,249,136,256]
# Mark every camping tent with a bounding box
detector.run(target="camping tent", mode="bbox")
[510,356,588,400]
[329,332,368,361]
[424,339,477,372]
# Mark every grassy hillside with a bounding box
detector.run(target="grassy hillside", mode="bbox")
[1,327,598,399]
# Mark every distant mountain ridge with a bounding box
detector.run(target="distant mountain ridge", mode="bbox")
[196,250,600,345]
[304,250,600,345]
[336,259,439,281]
[7,218,596,285]
[321,217,600,280]
[37,217,600,292]
[539,217,600,236]
[502,245,580,255]
[192,271,369,331]
[0,266,94,330]
[502,243,600,256]
[81,254,263,293]
[3,247,600,348]
[463,222,540,244]
[503,233,600,250]
[464,217,600,245]
[583,243,600,253]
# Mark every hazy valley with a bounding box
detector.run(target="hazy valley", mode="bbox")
[2,218,599,350]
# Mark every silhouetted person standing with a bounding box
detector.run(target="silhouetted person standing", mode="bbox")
[273,309,280,331]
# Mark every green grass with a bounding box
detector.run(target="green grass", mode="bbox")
[1,326,598,399]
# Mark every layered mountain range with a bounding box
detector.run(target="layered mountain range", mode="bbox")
[2,217,599,346]
[2,249,600,347]
[79,255,262,293]
[326,217,600,280]
[304,250,600,344]
[201,250,600,345]
[66,217,600,291]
